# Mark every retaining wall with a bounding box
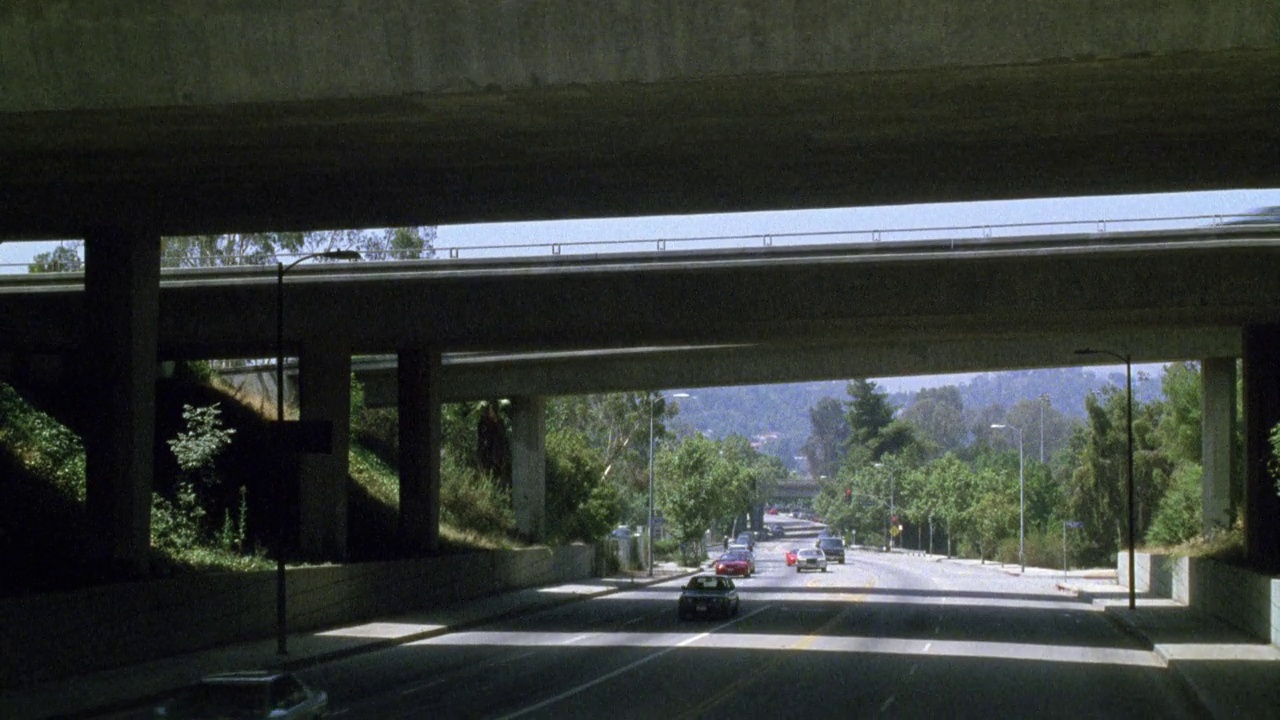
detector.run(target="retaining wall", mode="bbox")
[1121,552,1279,646]
[1,544,594,688]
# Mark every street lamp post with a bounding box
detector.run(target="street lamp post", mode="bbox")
[991,424,1025,573]
[648,392,691,577]
[275,250,360,655]
[1075,348,1135,609]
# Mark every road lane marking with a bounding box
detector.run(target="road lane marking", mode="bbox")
[881,695,896,712]
[923,642,932,653]
[497,606,772,719]
[562,633,593,645]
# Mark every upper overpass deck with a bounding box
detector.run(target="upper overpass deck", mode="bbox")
[1,224,1277,399]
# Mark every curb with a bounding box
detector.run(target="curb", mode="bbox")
[54,569,703,720]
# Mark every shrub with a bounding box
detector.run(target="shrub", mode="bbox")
[1146,463,1202,547]
[441,453,515,537]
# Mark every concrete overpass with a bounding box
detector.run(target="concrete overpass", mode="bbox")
[2,226,1278,568]
[1,1,1277,236]
[1,1,1278,575]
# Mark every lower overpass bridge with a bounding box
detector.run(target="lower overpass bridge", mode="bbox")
[2,227,1279,570]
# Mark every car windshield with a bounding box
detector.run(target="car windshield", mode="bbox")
[170,683,270,718]
[721,551,750,561]
[819,538,843,547]
[798,550,821,557]
[687,576,726,591]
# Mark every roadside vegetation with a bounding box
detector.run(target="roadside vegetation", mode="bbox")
[807,363,1261,572]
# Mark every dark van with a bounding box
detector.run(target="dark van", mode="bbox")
[816,536,846,564]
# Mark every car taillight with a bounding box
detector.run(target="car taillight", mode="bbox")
[716,564,725,572]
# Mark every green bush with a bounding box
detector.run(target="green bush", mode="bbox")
[1147,463,1203,547]
[440,453,515,537]
[545,428,619,543]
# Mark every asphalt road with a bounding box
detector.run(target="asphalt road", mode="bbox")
[248,526,1200,719]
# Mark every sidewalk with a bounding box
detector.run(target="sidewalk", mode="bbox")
[927,553,1280,718]
[2,565,698,720]
[1059,577,1280,719]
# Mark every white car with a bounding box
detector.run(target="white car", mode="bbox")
[796,548,828,573]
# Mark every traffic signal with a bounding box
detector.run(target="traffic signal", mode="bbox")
[845,488,852,502]
[891,515,898,525]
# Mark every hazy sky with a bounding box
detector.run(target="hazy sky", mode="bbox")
[3,188,1274,390]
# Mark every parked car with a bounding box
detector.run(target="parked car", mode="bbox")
[715,550,755,578]
[155,670,327,719]
[796,548,828,573]
[735,532,755,551]
[610,526,633,539]
[768,523,785,538]
[678,574,740,620]
[785,548,799,566]
[817,536,846,564]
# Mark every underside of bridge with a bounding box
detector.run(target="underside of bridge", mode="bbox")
[2,2,1278,237]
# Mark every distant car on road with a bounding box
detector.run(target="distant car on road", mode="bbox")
[785,548,799,566]
[796,548,828,573]
[678,574,740,620]
[155,670,328,719]
[735,532,755,551]
[817,536,846,564]
[766,507,779,515]
[610,526,633,540]
[715,550,755,578]
[768,523,785,538]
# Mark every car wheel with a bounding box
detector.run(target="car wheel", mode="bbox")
[821,567,827,572]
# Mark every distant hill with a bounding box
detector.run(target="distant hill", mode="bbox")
[674,366,1167,471]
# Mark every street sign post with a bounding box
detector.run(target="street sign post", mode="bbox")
[1063,521,1084,580]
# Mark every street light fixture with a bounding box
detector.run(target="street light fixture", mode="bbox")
[991,424,1026,573]
[275,249,360,654]
[648,392,691,577]
[1075,348,1135,610]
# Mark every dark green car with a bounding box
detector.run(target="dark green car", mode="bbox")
[678,575,740,620]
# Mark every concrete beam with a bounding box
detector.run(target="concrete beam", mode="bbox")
[511,397,547,543]
[397,348,441,554]
[350,325,1241,405]
[81,228,159,577]
[1202,358,1237,532]
[1242,324,1280,571]
[297,337,351,560]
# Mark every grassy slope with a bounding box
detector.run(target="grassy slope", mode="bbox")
[0,376,510,596]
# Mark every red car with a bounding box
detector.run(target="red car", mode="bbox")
[766,507,779,515]
[785,548,799,566]
[715,550,755,578]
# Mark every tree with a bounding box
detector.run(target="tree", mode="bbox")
[157,227,436,268]
[548,392,679,525]
[544,428,620,542]
[845,379,895,453]
[655,434,735,546]
[901,385,966,455]
[28,242,83,273]
[801,396,848,479]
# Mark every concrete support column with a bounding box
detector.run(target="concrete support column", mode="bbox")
[1242,324,1280,570]
[297,338,352,560]
[1201,357,1237,532]
[398,347,441,554]
[511,396,547,542]
[82,228,160,577]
